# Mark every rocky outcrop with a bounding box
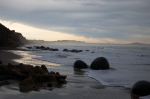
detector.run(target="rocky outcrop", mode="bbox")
[0,23,27,47]
[0,62,67,92]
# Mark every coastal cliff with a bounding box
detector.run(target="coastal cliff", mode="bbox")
[0,23,27,47]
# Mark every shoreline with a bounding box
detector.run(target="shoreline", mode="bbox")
[0,49,137,99]
[0,50,23,65]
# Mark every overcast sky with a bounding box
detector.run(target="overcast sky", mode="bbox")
[0,0,150,44]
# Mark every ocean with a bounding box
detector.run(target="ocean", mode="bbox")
[21,43,150,98]
[1,44,150,99]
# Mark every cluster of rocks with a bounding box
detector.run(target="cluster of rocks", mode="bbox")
[63,49,83,53]
[26,46,88,53]
[0,61,67,91]
[27,46,59,51]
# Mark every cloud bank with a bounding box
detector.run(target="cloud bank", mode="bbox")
[0,0,150,43]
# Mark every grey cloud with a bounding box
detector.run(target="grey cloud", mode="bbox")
[0,0,150,42]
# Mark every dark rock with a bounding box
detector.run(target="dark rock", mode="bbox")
[20,65,34,74]
[34,66,44,74]
[63,49,68,52]
[47,75,59,87]
[47,83,53,87]
[74,60,88,69]
[57,79,67,84]
[49,71,55,74]
[19,76,35,86]
[36,46,40,49]
[34,74,43,87]
[55,72,60,75]
[0,76,9,81]
[0,60,2,64]
[41,65,49,74]
[90,57,110,70]
[41,46,45,49]
[26,47,32,49]
[132,80,150,96]
[51,49,59,51]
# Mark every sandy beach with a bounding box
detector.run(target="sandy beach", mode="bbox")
[0,50,134,99]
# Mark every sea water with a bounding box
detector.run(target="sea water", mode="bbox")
[24,43,150,98]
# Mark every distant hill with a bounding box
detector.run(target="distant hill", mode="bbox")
[27,40,86,45]
[130,42,143,45]
[0,23,27,47]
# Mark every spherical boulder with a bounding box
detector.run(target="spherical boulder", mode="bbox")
[74,60,88,69]
[90,57,109,70]
[131,80,150,96]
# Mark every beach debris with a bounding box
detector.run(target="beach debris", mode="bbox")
[90,57,110,70]
[0,62,67,92]
[74,60,88,69]
[131,80,150,96]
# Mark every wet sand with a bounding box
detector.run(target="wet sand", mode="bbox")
[0,50,22,65]
[0,50,133,99]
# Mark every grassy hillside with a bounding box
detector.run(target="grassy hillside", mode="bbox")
[0,23,27,47]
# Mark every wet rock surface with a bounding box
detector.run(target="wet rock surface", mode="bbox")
[74,60,88,69]
[90,57,110,70]
[0,61,67,92]
[131,80,150,96]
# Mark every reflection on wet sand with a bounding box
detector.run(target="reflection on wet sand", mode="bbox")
[74,68,86,75]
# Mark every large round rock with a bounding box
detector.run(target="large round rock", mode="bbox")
[90,57,109,70]
[131,80,150,96]
[74,60,88,69]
